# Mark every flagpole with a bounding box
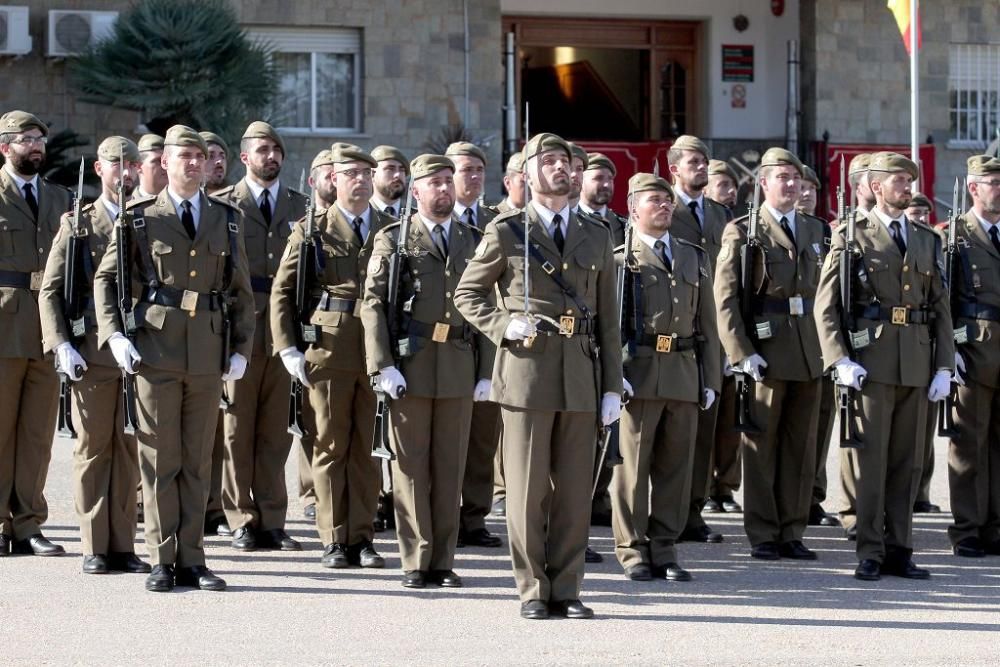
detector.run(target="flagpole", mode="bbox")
[910,0,919,162]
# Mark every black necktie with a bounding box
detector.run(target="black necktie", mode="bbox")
[989,226,1000,257]
[352,217,365,245]
[432,224,449,258]
[385,205,395,219]
[552,214,565,253]
[23,183,38,220]
[260,189,272,224]
[780,216,796,249]
[654,239,672,273]
[890,220,907,256]
[688,201,701,229]
[181,201,196,239]
[465,208,476,229]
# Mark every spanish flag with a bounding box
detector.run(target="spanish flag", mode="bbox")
[887,0,922,55]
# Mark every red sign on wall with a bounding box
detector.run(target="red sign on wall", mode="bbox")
[821,142,936,222]
[573,141,674,214]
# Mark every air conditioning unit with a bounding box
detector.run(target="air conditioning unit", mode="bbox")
[0,6,32,56]
[47,9,118,57]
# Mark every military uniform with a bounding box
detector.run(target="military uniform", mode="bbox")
[814,153,953,571]
[0,111,73,554]
[93,127,254,583]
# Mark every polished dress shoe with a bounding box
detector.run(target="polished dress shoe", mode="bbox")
[145,564,175,592]
[520,599,548,620]
[429,569,463,587]
[653,562,692,582]
[953,537,985,558]
[491,498,506,518]
[912,500,941,514]
[584,546,603,563]
[680,525,724,543]
[719,496,742,513]
[205,515,230,537]
[12,534,65,556]
[549,599,594,619]
[808,504,840,527]
[110,552,151,574]
[320,543,350,569]
[258,528,301,551]
[231,526,257,551]
[882,558,930,579]
[460,528,503,548]
[175,565,226,591]
[854,559,881,581]
[778,540,817,560]
[0,534,10,556]
[624,563,652,581]
[844,525,857,541]
[303,503,316,520]
[82,554,110,574]
[402,570,427,588]
[351,542,385,568]
[750,542,781,560]
[703,497,722,513]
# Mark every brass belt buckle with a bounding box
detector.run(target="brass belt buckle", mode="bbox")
[788,295,804,317]
[30,271,43,291]
[891,306,907,325]
[558,315,575,337]
[180,289,199,312]
[655,334,673,353]
[432,322,450,343]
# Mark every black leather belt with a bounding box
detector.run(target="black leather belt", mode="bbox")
[854,304,933,325]
[958,302,1000,322]
[756,296,814,316]
[250,276,272,294]
[313,293,356,313]
[405,319,469,341]
[535,315,595,336]
[638,333,697,352]
[140,285,222,311]
[0,270,30,289]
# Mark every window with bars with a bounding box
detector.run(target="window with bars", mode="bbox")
[949,43,1000,148]
[248,27,363,134]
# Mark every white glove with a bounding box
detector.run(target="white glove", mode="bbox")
[622,377,634,402]
[377,366,407,399]
[108,332,141,374]
[503,315,537,341]
[473,378,491,401]
[954,352,967,387]
[739,353,768,382]
[600,392,621,426]
[222,353,247,382]
[278,347,311,388]
[833,357,867,391]
[722,354,735,377]
[55,342,87,381]
[927,370,952,402]
[701,388,717,411]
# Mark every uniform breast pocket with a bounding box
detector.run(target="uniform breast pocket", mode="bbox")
[0,216,24,257]
[680,264,701,312]
[208,237,230,287]
[573,253,599,297]
[322,242,355,284]
[913,255,935,295]
[764,252,795,295]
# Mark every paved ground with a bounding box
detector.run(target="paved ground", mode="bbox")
[3,432,999,665]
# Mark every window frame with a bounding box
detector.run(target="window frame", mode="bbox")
[948,42,1000,150]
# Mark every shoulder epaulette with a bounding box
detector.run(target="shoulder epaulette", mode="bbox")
[456,220,484,236]
[125,194,157,210]
[213,184,236,198]
[675,237,707,254]
[287,187,308,200]
[42,179,72,195]
[492,208,523,225]
[207,194,241,212]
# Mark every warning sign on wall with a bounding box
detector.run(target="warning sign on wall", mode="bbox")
[722,44,754,82]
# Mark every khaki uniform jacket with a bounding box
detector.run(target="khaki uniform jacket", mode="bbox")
[270,204,393,372]
[495,199,517,215]
[953,211,1000,388]
[671,195,730,270]
[93,190,255,374]
[581,208,628,248]
[814,211,953,386]
[715,207,826,382]
[453,207,623,412]
[361,215,491,398]
[462,203,498,231]
[39,200,118,368]
[0,170,72,359]
[619,233,721,402]
[214,180,307,357]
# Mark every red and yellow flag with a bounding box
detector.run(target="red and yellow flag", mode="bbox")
[887,0,922,55]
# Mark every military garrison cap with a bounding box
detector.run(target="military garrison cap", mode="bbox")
[97,136,140,162]
[628,172,674,199]
[848,152,872,175]
[505,152,524,174]
[967,154,1000,176]
[760,147,804,175]
[445,141,487,166]
[410,154,455,180]
[199,131,229,157]
[802,165,820,188]
[137,134,164,153]
[708,158,737,181]
[310,149,335,171]
[330,142,377,168]
[585,152,616,176]
[868,152,919,180]
[242,120,285,154]
[523,133,572,162]
[909,192,932,209]
[568,142,588,166]
[164,125,208,156]
[1,110,47,137]
[371,145,409,172]
[671,134,710,159]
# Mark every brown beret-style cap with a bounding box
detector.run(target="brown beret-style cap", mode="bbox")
[523,133,572,162]
[802,164,820,188]
[330,142,377,168]
[410,154,455,181]
[868,151,919,180]
[568,142,588,166]
[967,154,1000,176]
[310,149,335,171]
[760,147,804,175]
[137,133,164,153]
[909,192,933,209]
[628,172,674,199]
[242,120,285,154]
[707,158,737,181]
[371,145,409,172]
[585,152,617,176]
[445,141,487,166]
[163,125,208,156]
[505,151,524,174]
[97,136,140,162]
[199,131,229,157]
[671,134,711,159]
[1,110,48,137]
[848,152,872,175]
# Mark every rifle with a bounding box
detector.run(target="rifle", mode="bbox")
[56,157,87,439]
[836,156,864,448]
[937,178,962,438]
[733,174,763,433]
[287,186,320,437]
[371,184,415,461]
[115,152,139,435]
